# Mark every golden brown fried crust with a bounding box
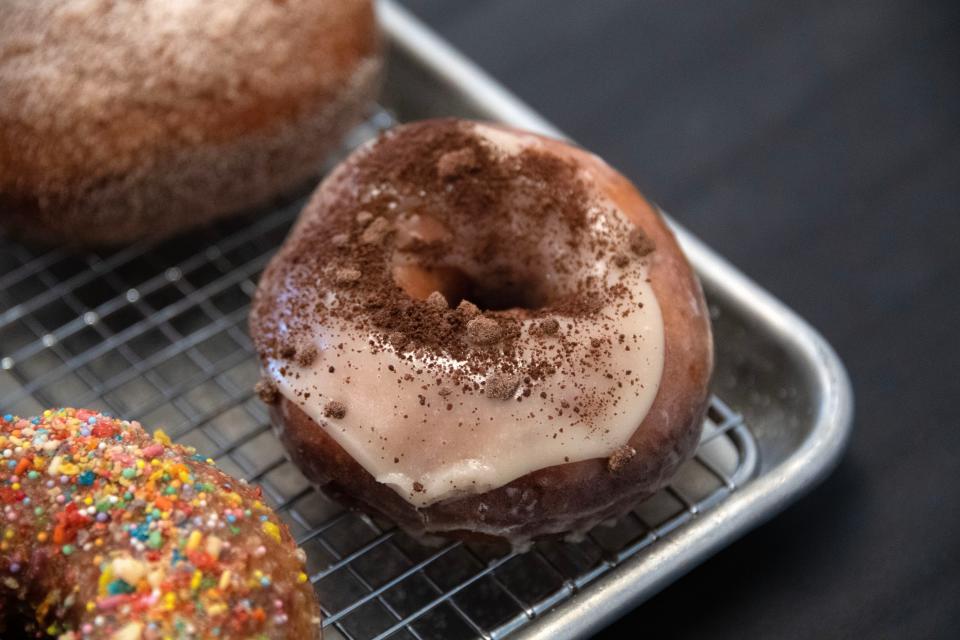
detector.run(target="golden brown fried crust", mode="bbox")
[260,123,712,545]
[0,0,381,246]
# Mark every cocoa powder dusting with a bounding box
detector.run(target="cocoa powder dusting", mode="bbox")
[334,267,361,285]
[251,119,653,427]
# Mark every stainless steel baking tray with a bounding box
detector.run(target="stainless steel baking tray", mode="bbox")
[0,2,852,638]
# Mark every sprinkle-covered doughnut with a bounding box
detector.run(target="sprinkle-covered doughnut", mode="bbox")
[0,408,319,639]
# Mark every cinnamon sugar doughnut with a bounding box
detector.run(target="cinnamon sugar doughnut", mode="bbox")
[250,119,712,548]
[0,0,380,245]
[0,408,320,639]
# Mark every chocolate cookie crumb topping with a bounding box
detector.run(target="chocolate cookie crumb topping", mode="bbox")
[457,300,481,319]
[334,267,362,285]
[426,291,449,310]
[437,147,478,179]
[540,318,560,335]
[629,228,656,256]
[360,216,392,244]
[467,317,502,346]
[255,378,279,405]
[295,344,318,367]
[356,210,374,226]
[608,445,637,472]
[323,401,347,420]
[485,369,520,400]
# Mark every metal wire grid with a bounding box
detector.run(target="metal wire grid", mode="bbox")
[0,109,758,640]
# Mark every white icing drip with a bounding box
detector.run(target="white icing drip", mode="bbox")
[269,269,663,508]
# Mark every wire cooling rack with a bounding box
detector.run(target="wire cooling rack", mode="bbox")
[0,109,758,640]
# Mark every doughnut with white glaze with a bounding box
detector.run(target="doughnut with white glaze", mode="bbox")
[250,119,712,547]
[0,0,380,245]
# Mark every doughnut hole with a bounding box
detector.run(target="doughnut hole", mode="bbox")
[390,208,574,313]
[392,262,549,311]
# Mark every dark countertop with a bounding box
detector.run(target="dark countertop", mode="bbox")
[399,1,960,637]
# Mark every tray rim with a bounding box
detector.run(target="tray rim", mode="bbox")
[380,2,855,638]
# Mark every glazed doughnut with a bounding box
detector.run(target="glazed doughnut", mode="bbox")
[250,119,712,547]
[0,408,319,639]
[0,0,380,246]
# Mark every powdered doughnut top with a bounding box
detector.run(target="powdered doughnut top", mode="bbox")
[252,120,665,507]
[0,0,376,183]
[0,0,380,245]
[0,408,319,639]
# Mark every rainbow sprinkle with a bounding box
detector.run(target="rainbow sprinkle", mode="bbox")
[0,408,318,639]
